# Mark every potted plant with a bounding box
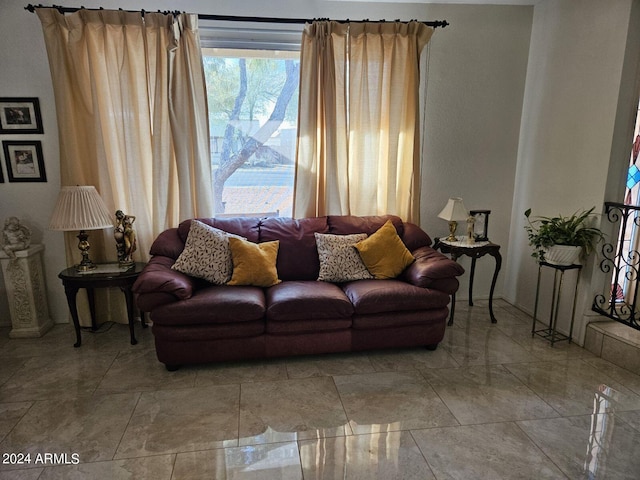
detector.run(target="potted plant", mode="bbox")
[524,207,604,265]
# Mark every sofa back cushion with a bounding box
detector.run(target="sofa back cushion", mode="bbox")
[177,217,261,244]
[327,215,404,237]
[260,216,329,280]
[150,214,434,283]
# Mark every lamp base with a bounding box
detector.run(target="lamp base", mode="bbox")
[75,230,98,272]
[75,261,97,272]
[445,221,458,242]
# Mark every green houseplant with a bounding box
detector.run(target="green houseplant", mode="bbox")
[524,207,604,265]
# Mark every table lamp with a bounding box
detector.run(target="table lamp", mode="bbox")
[49,186,113,271]
[438,197,468,242]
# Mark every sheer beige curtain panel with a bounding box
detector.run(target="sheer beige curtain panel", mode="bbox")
[36,8,212,264]
[293,21,433,223]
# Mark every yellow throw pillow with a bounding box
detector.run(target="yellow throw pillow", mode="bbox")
[354,220,415,279]
[228,238,281,287]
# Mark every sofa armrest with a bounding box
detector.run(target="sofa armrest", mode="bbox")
[133,256,195,301]
[401,246,465,293]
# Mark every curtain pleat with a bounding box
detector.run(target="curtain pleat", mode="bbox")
[36,8,213,268]
[293,21,433,223]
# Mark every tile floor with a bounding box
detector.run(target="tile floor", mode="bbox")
[1,299,640,479]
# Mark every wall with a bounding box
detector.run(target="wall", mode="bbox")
[505,0,639,343]
[0,0,533,325]
[420,3,532,300]
[0,0,65,324]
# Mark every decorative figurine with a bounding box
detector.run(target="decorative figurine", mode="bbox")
[114,210,137,267]
[466,215,476,244]
[2,217,31,258]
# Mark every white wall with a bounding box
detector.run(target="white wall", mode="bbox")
[0,0,536,325]
[0,0,65,324]
[420,3,532,301]
[506,0,639,343]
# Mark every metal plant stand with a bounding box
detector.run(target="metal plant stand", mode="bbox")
[532,261,582,346]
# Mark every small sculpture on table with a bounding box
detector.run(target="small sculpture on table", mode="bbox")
[466,215,476,244]
[2,217,31,259]
[114,210,137,268]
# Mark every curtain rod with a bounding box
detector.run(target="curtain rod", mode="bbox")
[24,4,449,28]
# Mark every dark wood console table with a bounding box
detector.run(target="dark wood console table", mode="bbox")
[58,262,146,347]
[434,238,502,325]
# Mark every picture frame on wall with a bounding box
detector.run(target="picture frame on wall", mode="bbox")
[0,97,44,134]
[470,209,491,241]
[2,140,47,182]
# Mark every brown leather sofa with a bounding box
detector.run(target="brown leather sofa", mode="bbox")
[133,214,464,370]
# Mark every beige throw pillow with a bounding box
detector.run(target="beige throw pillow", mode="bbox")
[315,232,374,282]
[172,220,244,284]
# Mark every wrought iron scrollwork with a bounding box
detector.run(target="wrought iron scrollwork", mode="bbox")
[592,202,640,330]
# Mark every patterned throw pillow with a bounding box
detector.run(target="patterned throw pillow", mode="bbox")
[315,232,374,282]
[172,220,244,284]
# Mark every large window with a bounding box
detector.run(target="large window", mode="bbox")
[202,47,300,217]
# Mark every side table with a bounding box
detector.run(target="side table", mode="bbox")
[433,238,502,325]
[531,261,581,346]
[58,262,147,347]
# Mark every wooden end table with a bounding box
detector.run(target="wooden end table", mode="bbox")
[58,262,146,347]
[433,238,502,325]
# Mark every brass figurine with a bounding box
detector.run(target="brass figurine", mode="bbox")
[114,210,137,267]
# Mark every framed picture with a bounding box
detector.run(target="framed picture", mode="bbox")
[0,97,43,134]
[2,141,47,182]
[470,209,491,241]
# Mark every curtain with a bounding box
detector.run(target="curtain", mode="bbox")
[36,8,213,266]
[293,21,433,223]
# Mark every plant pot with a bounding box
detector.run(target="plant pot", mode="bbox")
[543,245,582,266]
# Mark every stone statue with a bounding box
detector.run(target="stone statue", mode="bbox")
[114,210,137,266]
[2,217,31,258]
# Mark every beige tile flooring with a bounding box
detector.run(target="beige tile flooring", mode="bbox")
[1,299,640,479]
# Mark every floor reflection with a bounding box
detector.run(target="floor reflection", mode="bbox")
[1,300,640,479]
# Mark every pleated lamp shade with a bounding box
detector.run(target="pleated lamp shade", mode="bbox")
[49,186,113,231]
[437,197,468,222]
[438,197,468,242]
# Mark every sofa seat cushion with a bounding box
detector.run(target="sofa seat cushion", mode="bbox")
[151,285,266,326]
[153,321,265,341]
[342,280,450,315]
[266,281,354,321]
[266,318,352,335]
[352,309,448,330]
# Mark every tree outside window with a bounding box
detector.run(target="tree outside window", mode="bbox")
[203,48,300,217]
